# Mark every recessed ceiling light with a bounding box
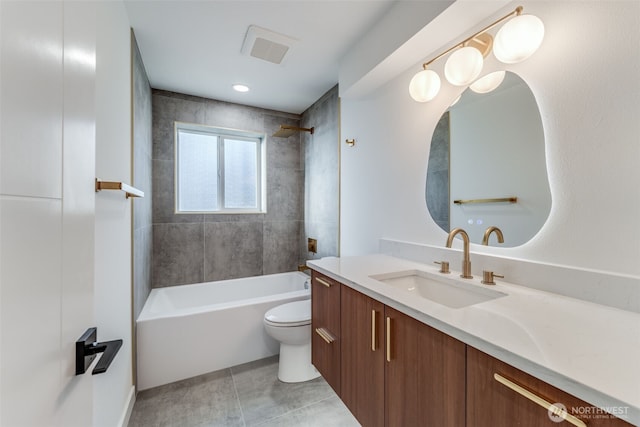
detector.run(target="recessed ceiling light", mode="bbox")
[232,84,250,93]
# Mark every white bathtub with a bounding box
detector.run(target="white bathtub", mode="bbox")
[137,271,310,390]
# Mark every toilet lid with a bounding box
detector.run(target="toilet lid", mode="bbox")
[264,300,311,326]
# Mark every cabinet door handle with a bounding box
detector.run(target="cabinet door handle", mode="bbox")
[494,373,587,427]
[315,327,335,344]
[386,316,392,362]
[316,277,332,288]
[371,310,377,351]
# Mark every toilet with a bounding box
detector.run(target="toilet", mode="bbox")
[263,299,320,383]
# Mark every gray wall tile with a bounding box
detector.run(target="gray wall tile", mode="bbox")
[204,221,264,281]
[153,223,204,287]
[151,91,305,288]
[265,168,303,222]
[305,221,338,260]
[132,32,153,321]
[151,117,175,162]
[204,99,264,132]
[152,159,203,224]
[301,85,340,262]
[265,114,302,170]
[263,221,301,275]
[152,91,205,160]
[133,226,152,319]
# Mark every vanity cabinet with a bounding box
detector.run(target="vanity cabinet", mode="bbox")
[385,305,466,426]
[310,271,341,394]
[311,269,632,427]
[340,285,385,427]
[467,346,633,427]
[339,284,465,427]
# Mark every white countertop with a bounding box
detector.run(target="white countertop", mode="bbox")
[308,254,640,425]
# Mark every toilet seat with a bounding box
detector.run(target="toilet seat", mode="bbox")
[264,300,310,327]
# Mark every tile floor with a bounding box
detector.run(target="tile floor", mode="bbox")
[128,356,361,427]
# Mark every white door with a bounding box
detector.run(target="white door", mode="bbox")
[1,2,97,425]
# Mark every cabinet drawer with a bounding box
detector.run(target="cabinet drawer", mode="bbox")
[311,271,341,335]
[467,346,632,427]
[311,270,341,394]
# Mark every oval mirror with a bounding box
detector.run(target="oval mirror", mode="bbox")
[425,72,551,247]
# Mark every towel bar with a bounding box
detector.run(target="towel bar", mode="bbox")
[95,179,144,199]
[453,197,517,205]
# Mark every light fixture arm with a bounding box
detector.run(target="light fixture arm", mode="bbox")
[422,5,523,70]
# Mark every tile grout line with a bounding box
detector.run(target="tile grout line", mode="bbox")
[250,394,340,427]
[230,368,247,427]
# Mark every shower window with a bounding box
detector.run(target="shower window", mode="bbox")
[175,123,265,213]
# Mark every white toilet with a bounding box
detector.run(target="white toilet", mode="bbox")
[263,299,320,383]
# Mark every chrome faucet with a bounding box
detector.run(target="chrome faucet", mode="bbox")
[446,228,472,279]
[482,226,504,246]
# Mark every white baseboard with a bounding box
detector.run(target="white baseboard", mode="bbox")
[117,385,136,427]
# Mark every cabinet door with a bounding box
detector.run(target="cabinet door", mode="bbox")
[385,306,465,427]
[311,271,341,394]
[341,285,385,427]
[467,346,633,427]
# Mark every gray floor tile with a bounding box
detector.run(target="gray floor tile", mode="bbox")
[255,396,360,427]
[231,357,335,426]
[129,369,243,427]
[129,356,360,427]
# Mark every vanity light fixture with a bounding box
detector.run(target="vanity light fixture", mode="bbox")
[444,46,484,86]
[409,6,544,102]
[470,70,506,94]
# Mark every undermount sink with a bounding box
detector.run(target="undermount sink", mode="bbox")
[370,270,507,309]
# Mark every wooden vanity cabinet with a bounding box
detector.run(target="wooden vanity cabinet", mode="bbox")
[311,270,631,427]
[385,306,466,427]
[339,285,465,427]
[310,271,341,394]
[340,285,385,427]
[467,346,633,427]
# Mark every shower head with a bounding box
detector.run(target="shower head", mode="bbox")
[272,125,314,138]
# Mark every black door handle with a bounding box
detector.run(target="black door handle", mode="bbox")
[75,327,123,375]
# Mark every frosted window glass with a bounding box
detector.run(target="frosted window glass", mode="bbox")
[177,131,218,211]
[224,139,257,209]
[175,125,262,213]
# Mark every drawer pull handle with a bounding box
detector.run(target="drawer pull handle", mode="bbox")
[316,277,332,288]
[386,317,392,362]
[371,310,378,351]
[494,373,587,427]
[315,327,335,344]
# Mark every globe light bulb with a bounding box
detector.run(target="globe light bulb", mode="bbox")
[444,46,484,86]
[409,69,441,102]
[470,71,506,94]
[494,14,544,64]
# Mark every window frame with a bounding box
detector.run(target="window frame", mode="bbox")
[174,121,266,214]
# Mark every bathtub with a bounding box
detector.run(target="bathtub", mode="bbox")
[137,271,310,390]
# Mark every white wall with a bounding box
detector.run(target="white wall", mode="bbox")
[340,1,640,277]
[94,2,135,426]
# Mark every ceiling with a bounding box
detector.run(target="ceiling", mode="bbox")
[124,0,397,114]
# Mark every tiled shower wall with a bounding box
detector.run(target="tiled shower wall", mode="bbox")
[301,85,340,261]
[132,33,153,320]
[151,90,304,287]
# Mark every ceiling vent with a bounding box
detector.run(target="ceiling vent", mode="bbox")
[241,25,297,65]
